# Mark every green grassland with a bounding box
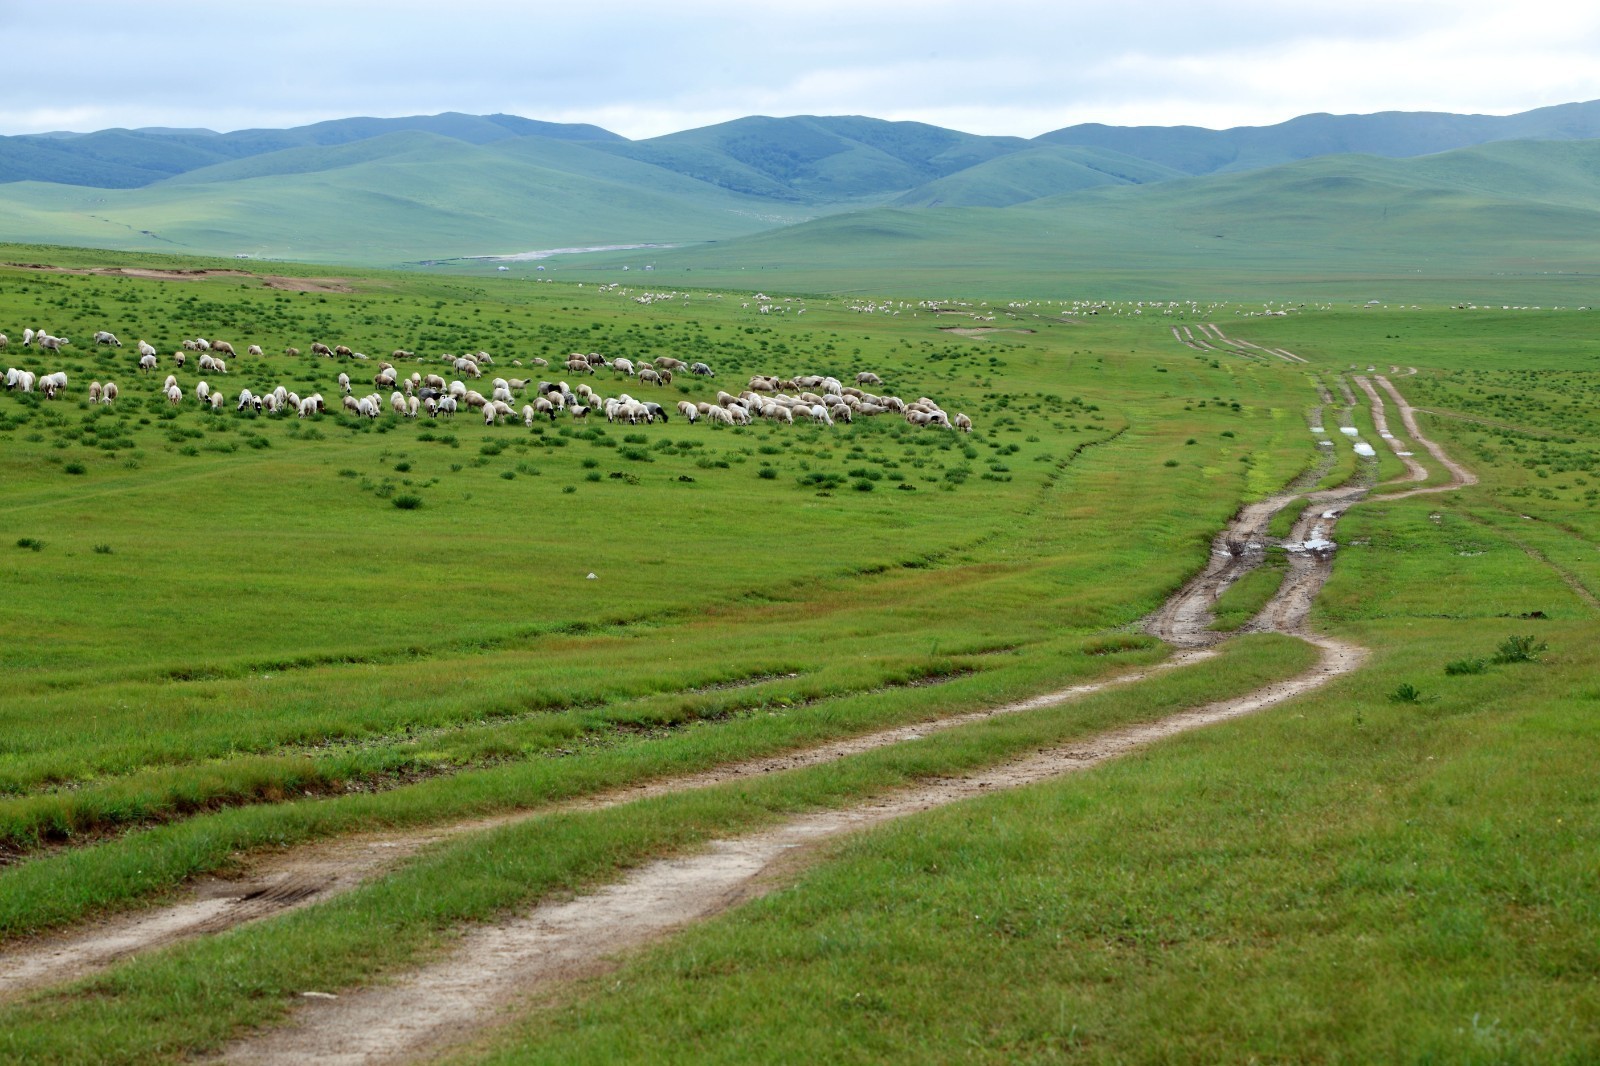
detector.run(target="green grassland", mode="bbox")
[0,244,1596,1061]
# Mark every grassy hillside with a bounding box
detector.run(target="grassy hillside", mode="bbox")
[1038,97,1600,175]
[0,137,827,262]
[559,139,1600,302]
[893,145,1185,207]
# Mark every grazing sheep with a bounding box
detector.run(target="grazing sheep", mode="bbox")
[855,371,882,386]
[40,371,68,399]
[196,381,211,403]
[139,353,158,373]
[437,396,457,416]
[689,361,714,377]
[174,352,186,368]
[100,381,118,404]
[284,346,301,357]
[676,400,699,423]
[261,393,280,414]
[209,341,236,358]
[570,404,589,420]
[953,412,973,433]
[207,390,224,410]
[462,390,488,409]
[338,373,351,394]
[342,395,361,414]
[93,331,122,347]
[612,357,635,376]
[310,342,333,357]
[0,334,7,350]
[89,381,102,403]
[136,340,157,360]
[829,403,853,424]
[212,358,227,375]
[39,334,69,353]
[390,391,408,415]
[375,368,397,389]
[298,396,319,418]
[247,345,264,357]
[392,349,414,360]
[166,384,183,404]
[194,338,211,352]
[237,389,258,412]
[334,345,353,359]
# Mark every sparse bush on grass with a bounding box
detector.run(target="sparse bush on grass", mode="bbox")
[1389,682,1425,704]
[392,494,422,510]
[15,537,44,551]
[1445,657,1488,675]
[92,544,113,555]
[1492,634,1548,664]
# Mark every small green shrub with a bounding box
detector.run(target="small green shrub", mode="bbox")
[1389,682,1424,704]
[92,544,113,555]
[392,494,423,510]
[63,461,86,475]
[1492,635,1548,664]
[1444,657,1488,676]
[757,467,777,480]
[16,537,44,551]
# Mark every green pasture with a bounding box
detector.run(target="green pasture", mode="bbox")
[0,244,1596,1061]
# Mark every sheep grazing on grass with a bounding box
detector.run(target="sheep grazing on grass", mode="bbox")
[166,384,183,405]
[163,374,178,391]
[334,345,353,358]
[94,331,121,347]
[196,381,211,404]
[139,354,158,373]
[953,412,973,433]
[337,372,351,395]
[689,362,714,377]
[207,390,223,411]
[88,381,102,403]
[284,347,301,358]
[310,342,333,357]
[100,381,118,404]
[211,341,236,358]
[173,352,186,368]
[137,340,157,360]
[247,345,264,357]
[38,334,68,353]
[0,334,8,350]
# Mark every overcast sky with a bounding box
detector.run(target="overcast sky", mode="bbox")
[6,0,1599,139]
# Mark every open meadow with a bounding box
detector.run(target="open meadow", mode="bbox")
[0,245,1596,1063]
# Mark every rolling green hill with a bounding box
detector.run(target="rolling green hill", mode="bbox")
[892,144,1184,206]
[556,139,1600,301]
[0,133,826,263]
[1037,98,1600,175]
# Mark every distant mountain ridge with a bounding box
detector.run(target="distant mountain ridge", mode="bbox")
[2,102,1599,275]
[8,101,1600,196]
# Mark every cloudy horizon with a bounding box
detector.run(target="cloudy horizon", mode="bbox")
[6,0,1599,140]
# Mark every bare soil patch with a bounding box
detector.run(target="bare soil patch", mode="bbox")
[2,263,353,293]
[938,327,1036,336]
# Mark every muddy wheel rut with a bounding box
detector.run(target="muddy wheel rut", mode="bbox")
[3,373,1477,1066]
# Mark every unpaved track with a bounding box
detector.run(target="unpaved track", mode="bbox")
[222,373,1468,1065]
[12,373,1473,1065]
[1353,376,1428,483]
[0,651,1221,1000]
[1376,376,1477,497]
[216,639,1361,1066]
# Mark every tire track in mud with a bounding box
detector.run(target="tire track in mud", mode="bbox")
[11,375,1478,1066]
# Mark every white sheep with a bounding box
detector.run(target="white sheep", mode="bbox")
[89,381,103,403]
[139,353,158,373]
[247,345,264,357]
[94,331,121,347]
[196,381,211,403]
[101,381,118,404]
[166,384,183,405]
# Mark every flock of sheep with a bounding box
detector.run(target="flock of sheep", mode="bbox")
[3,327,973,435]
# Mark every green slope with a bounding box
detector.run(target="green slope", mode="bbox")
[892,144,1185,207]
[561,139,1600,301]
[598,115,1029,202]
[1037,99,1600,176]
[0,136,826,263]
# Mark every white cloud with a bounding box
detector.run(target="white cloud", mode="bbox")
[0,0,1596,137]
